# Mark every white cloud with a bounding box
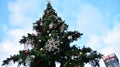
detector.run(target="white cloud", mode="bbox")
[101,17,120,57]
[86,34,102,49]
[76,2,120,67]
[103,27,120,46]
[8,0,42,28]
[0,0,42,66]
[77,3,105,34]
[83,15,120,67]
[102,17,120,67]
[0,39,23,67]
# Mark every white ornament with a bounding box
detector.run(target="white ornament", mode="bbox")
[57,20,61,23]
[68,36,72,40]
[57,36,59,38]
[31,55,35,59]
[74,56,78,58]
[40,23,43,25]
[86,52,90,56]
[49,23,54,29]
[80,52,83,55]
[19,59,22,62]
[40,48,43,51]
[38,40,41,42]
[47,30,50,33]
[49,34,51,37]
[71,56,74,60]
[60,41,63,44]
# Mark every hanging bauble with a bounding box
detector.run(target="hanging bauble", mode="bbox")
[38,40,42,42]
[40,23,43,25]
[68,36,72,40]
[49,34,51,37]
[40,48,43,51]
[57,36,59,38]
[30,55,35,60]
[49,23,54,29]
[64,56,67,59]
[57,19,61,23]
[74,56,78,58]
[80,52,83,55]
[74,65,77,67]
[47,30,50,33]
[71,56,74,60]
[24,50,29,54]
[60,41,63,44]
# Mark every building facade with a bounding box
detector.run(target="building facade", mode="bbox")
[103,53,119,67]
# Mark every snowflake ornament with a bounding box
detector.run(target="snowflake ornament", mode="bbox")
[45,37,59,51]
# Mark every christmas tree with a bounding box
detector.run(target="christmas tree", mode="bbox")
[2,2,103,67]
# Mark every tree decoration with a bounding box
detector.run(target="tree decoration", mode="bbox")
[45,37,59,51]
[47,30,50,33]
[30,55,35,60]
[80,52,83,55]
[24,50,29,54]
[74,65,77,67]
[68,35,72,40]
[38,40,42,42]
[49,23,54,29]
[40,48,43,51]
[49,34,52,36]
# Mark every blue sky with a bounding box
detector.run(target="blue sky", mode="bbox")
[0,0,120,67]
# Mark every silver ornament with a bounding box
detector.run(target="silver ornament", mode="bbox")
[68,36,72,40]
[49,23,54,29]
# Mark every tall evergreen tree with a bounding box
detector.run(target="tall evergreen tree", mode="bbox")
[2,2,103,67]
